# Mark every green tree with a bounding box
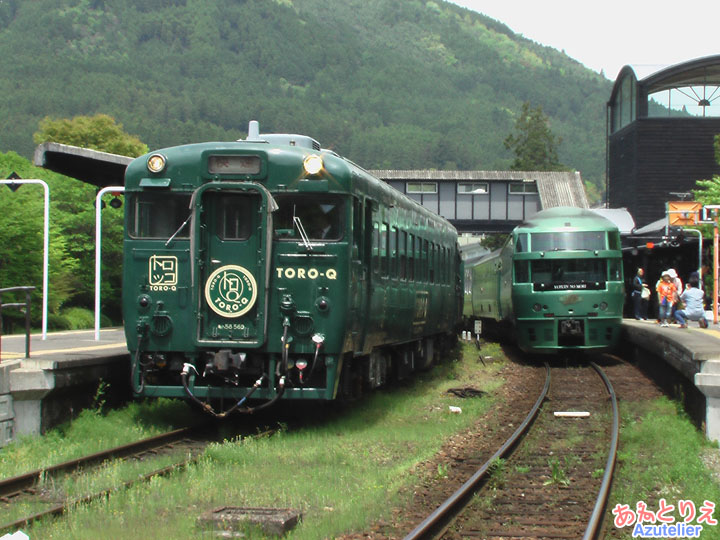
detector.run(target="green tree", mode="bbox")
[693,135,720,206]
[33,114,148,157]
[503,102,565,171]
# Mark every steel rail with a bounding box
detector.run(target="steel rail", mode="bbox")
[403,363,551,540]
[0,426,194,499]
[584,361,620,540]
[0,456,196,535]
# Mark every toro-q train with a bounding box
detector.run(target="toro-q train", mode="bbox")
[463,207,624,353]
[123,122,462,416]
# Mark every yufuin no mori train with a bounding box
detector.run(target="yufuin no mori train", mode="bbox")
[462,206,624,353]
[123,122,462,416]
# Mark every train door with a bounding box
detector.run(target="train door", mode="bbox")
[192,183,272,347]
[350,197,369,351]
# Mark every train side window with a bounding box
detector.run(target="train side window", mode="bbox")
[608,231,620,250]
[408,233,415,281]
[372,222,380,274]
[381,222,389,277]
[514,261,529,283]
[429,243,435,283]
[608,259,622,281]
[422,240,429,282]
[353,198,363,257]
[390,226,398,278]
[398,231,407,280]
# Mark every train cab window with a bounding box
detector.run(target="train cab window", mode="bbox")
[530,231,606,252]
[608,231,621,251]
[514,261,530,283]
[207,192,255,240]
[128,192,192,239]
[273,194,344,241]
[515,233,529,252]
[608,259,623,281]
[531,259,606,285]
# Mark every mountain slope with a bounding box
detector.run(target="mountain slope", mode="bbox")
[0,0,611,188]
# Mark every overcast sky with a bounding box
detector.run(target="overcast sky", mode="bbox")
[448,0,719,80]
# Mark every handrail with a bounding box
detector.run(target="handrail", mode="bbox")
[0,286,36,361]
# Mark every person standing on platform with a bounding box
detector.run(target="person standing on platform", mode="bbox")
[656,270,677,327]
[631,268,649,320]
[668,268,683,322]
[675,277,709,328]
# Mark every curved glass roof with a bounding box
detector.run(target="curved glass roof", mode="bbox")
[608,55,720,132]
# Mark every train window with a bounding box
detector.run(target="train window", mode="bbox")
[273,194,344,241]
[381,223,389,277]
[429,243,435,284]
[530,231,606,252]
[514,261,530,283]
[422,240,429,282]
[515,233,529,252]
[399,231,407,280]
[372,222,380,274]
[531,259,606,286]
[408,233,415,281]
[128,192,192,239]
[390,226,398,278]
[608,231,621,250]
[208,192,255,240]
[608,259,623,281]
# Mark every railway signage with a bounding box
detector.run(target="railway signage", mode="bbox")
[534,282,605,291]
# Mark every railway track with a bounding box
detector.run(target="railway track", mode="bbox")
[0,426,223,534]
[405,360,619,540]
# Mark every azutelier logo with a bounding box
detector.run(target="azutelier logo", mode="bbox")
[612,499,717,538]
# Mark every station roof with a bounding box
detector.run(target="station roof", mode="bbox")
[33,142,131,187]
[372,169,589,209]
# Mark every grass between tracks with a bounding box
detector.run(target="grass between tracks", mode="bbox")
[1,342,505,539]
[606,398,720,539]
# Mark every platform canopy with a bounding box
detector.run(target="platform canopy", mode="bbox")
[33,142,132,187]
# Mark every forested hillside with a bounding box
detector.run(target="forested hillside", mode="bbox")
[0,0,611,188]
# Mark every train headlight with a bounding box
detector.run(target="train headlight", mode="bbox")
[532,303,542,312]
[303,154,323,175]
[147,153,167,173]
[599,302,608,311]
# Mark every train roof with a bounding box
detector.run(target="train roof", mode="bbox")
[516,206,619,232]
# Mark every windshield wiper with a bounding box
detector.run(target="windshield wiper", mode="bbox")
[293,216,313,250]
[165,214,192,247]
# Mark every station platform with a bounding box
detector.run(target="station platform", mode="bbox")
[621,318,720,442]
[0,328,129,447]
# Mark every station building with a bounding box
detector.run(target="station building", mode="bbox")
[371,169,588,234]
[607,54,720,229]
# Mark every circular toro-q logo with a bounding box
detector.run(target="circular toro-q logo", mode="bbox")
[204,265,258,318]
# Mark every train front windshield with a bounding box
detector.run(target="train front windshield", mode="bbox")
[273,194,344,241]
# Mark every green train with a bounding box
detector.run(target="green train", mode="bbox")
[123,122,462,416]
[463,207,624,353]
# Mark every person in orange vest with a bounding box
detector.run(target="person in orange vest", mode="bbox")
[656,270,677,327]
